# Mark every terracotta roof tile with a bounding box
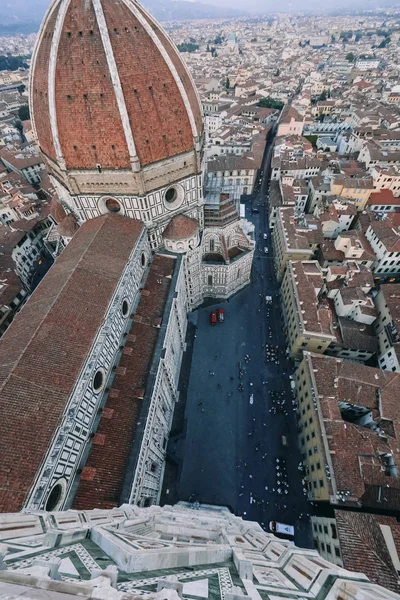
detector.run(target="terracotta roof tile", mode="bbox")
[72,254,176,510]
[162,214,199,241]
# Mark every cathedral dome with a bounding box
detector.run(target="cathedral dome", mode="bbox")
[30,0,203,173]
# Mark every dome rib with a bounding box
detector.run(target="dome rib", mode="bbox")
[91,0,138,167]
[134,1,203,137]
[124,0,198,140]
[48,0,71,170]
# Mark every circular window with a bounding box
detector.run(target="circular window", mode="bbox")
[93,369,105,393]
[165,187,177,203]
[122,299,129,317]
[141,252,146,268]
[45,482,64,512]
[105,198,121,213]
[163,185,184,210]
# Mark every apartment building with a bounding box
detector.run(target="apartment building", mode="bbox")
[365,215,400,282]
[281,261,336,357]
[312,511,400,593]
[294,352,400,509]
[272,207,322,279]
[374,284,400,372]
[330,176,374,210]
[277,104,304,136]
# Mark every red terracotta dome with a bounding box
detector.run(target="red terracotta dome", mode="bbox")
[49,197,67,223]
[162,214,199,241]
[56,214,79,238]
[30,0,202,172]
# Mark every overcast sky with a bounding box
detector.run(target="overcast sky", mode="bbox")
[5,0,400,22]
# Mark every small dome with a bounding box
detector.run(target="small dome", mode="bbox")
[162,215,199,242]
[49,198,67,224]
[56,214,79,238]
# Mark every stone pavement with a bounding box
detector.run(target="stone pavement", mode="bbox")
[162,189,313,548]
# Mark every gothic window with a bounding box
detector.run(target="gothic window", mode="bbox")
[208,275,213,286]
[210,238,215,252]
[141,252,146,267]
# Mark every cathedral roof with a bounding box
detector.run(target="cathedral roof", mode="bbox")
[162,214,199,241]
[72,254,177,510]
[30,0,202,171]
[0,214,144,512]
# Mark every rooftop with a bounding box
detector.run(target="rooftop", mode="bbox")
[304,352,400,510]
[0,214,144,512]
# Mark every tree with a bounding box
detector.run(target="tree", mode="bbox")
[257,97,284,110]
[378,37,390,48]
[17,104,30,121]
[304,135,318,148]
[0,54,28,71]
[250,37,257,42]
[13,118,23,132]
[176,42,199,53]
[225,77,230,89]
[318,90,327,101]
[17,84,25,95]
[346,52,355,62]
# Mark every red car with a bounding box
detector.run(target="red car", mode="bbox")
[210,310,217,325]
[217,308,225,323]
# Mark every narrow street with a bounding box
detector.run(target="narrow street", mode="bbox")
[162,128,313,548]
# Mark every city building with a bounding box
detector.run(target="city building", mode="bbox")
[281,261,335,357]
[312,510,400,594]
[295,352,400,509]
[272,207,322,280]
[365,215,400,282]
[374,284,400,372]
[277,105,304,137]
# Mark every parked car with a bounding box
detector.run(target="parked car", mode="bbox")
[264,247,269,253]
[210,310,217,326]
[263,233,268,239]
[217,307,225,323]
[269,521,294,536]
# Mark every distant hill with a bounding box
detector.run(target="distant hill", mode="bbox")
[0,0,246,35]
[142,0,246,21]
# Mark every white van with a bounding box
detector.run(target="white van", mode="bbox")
[269,521,295,536]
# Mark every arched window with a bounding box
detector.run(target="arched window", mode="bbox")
[210,238,215,252]
[208,275,213,286]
